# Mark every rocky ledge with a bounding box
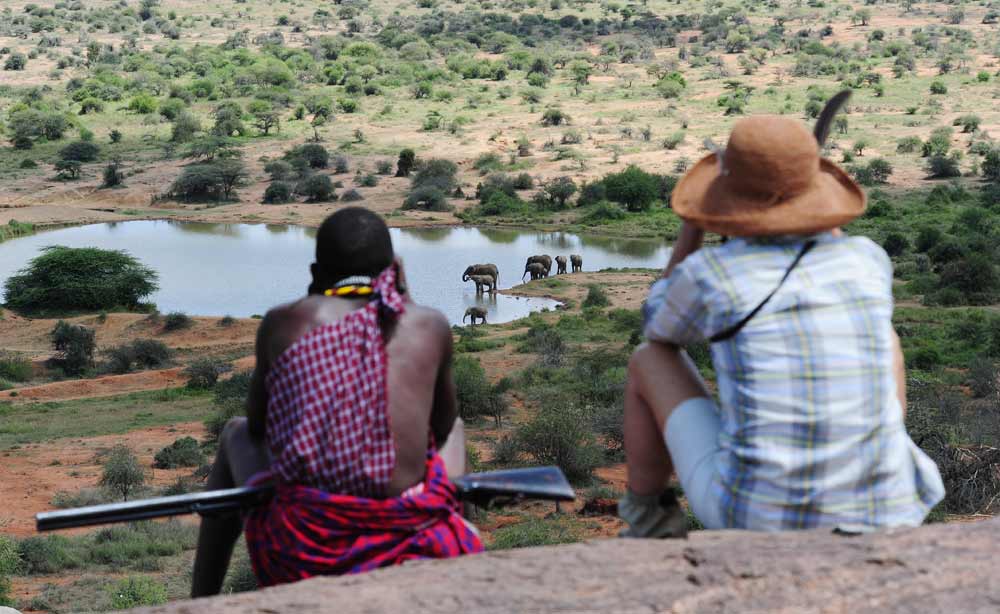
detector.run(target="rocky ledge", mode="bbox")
[141,517,999,613]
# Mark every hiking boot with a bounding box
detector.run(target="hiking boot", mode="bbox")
[617,488,688,539]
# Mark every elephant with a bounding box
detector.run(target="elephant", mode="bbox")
[463,306,487,325]
[462,263,499,286]
[525,255,552,277]
[555,256,567,275]
[522,262,546,281]
[570,254,583,273]
[467,274,496,294]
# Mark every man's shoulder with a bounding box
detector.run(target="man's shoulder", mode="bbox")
[400,304,451,335]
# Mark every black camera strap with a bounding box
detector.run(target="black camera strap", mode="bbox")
[709,240,818,343]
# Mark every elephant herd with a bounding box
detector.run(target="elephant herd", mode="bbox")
[460,255,584,325]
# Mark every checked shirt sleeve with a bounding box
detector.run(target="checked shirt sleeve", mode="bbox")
[642,263,708,346]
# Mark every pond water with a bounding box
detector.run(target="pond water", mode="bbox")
[0,222,670,325]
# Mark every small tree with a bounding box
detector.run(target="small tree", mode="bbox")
[51,321,95,375]
[247,100,280,136]
[542,176,577,209]
[102,160,124,188]
[297,173,335,202]
[100,445,146,501]
[953,114,981,133]
[184,358,232,390]
[983,149,1000,183]
[54,159,82,180]
[59,141,100,162]
[3,53,26,71]
[603,165,660,211]
[853,139,869,156]
[263,181,293,204]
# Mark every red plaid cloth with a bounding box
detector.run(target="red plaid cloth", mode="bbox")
[264,265,406,497]
[244,451,483,587]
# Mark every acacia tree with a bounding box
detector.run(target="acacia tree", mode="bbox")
[247,100,280,136]
[100,445,146,501]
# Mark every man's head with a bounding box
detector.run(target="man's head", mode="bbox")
[310,207,393,293]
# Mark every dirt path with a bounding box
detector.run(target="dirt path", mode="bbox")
[0,422,206,537]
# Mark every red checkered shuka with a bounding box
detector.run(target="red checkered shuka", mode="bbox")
[264,264,405,497]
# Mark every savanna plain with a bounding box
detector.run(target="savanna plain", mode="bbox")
[1,0,999,609]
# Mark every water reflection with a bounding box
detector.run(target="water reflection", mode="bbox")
[0,222,668,325]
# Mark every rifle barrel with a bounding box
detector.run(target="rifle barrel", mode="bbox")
[36,466,575,532]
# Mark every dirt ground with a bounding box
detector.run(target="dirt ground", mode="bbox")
[0,422,206,537]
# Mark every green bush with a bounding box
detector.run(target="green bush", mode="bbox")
[59,140,100,162]
[185,357,233,390]
[16,535,80,575]
[412,158,458,193]
[512,407,603,483]
[100,444,147,501]
[883,232,909,257]
[453,355,491,422]
[153,437,204,469]
[896,136,922,154]
[929,80,948,95]
[4,246,158,313]
[0,351,31,382]
[156,313,188,333]
[205,370,252,442]
[582,284,611,308]
[297,174,336,202]
[915,227,942,253]
[263,181,293,204]
[395,148,416,177]
[109,576,168,609]
[286,143,329,169]
[0,536,19,607]
[50,321,96,376]
[402,186,450,211]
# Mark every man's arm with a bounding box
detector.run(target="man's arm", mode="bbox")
[662,222,705,279]
[892,328,906,418]
[246,311,278,440]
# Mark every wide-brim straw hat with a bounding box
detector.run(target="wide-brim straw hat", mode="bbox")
[671,116,866,237]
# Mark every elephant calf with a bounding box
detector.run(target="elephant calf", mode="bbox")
[522,262,546,281]
[463,306,487,325]
[463,263,499,286]
[555,256,567,275]
[570,254,583,273]
[467,274,496,294]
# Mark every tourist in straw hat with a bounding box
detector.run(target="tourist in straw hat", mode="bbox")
[619,115,943,536]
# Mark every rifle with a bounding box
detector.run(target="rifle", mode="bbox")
[36,466,574,532]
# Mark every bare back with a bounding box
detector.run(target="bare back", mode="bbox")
[246,291,457,496]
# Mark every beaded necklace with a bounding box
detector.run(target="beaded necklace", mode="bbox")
[323,275,374,298]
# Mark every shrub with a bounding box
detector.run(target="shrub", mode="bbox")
[512,407,603,483]
[402,186,449,211]
[54,159,82,180]
[376,160,393,175]
[264,160,293,181]
[897,136,922,154]
[0,351,31,382]
[982,149,1000,183]
[395,148,416,177]
[127,94,158,114]
[882,232,909,257]
[105,339,171,374]
[967,358,997,398]
[513,173,534,190]
[0,536,18,606]
[182,357,232,390]
[453,355,490,422]
[286,143,329,169]
[263,181,293,204]
[333,155,350,174]
[938,254,999,300]
[603,165,660,211]
[3,52,27,71]
[102,161,124,188]
[50,321,95,376]
[340,188,363,202]
[162,312,193,331]
[473,152,504,174]
[59,140,100,162]
[153,437,204,469]
[205,370,252,442]
[109,576,168,609]
[583,284,611,308]
[540,108,570,126]
[359,173,378,187]
[297,174,335,202]
[926,153,961,178]
[100,444,146,501]
[168,160,246,202]
[580,201,627,223]
[909,347,942,370]
[412,158,458,193]
[915,227,942,253]
[930,80,948,95]
[16,535,79,575]
[540,176,577,209]
[953,114,981,133]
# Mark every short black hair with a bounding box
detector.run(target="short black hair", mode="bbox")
[314,207,393,285]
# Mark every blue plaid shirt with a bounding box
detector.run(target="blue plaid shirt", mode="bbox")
[644,232,944,530]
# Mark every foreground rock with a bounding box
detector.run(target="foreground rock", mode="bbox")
[142,518,998,613]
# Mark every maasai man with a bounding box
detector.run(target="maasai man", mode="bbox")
[191,207,482,597]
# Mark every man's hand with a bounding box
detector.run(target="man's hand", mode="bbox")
[663,222,705,279]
